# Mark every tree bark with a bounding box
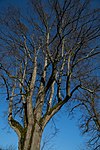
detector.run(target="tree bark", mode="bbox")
[30,123,42,150]
[23,124,33,150]
[17,122,42,150]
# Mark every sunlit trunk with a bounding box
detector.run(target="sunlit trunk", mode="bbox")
[18,123,42,150]
[23,124,33,150]
[30,123,42,150]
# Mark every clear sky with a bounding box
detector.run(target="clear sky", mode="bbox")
[0,0,100,150]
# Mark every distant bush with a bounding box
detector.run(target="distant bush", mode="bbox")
[0,145,16,150]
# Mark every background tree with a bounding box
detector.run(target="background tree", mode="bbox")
[0,0,100,149]
[70,77,100,150]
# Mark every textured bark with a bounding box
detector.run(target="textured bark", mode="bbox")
[17,123,42,150]
[30,124,42,150]
[23,124,33,150]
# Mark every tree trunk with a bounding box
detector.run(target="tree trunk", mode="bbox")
[30,123,42,150]
[18,123,42,150]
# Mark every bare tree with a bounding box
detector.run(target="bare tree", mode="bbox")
[72,77,100,150]
[0,0,100,149]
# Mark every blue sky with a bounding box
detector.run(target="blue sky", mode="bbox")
[0,0,100,149]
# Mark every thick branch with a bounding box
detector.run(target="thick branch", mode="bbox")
[42,95,70,128]
[8,84,23,138]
